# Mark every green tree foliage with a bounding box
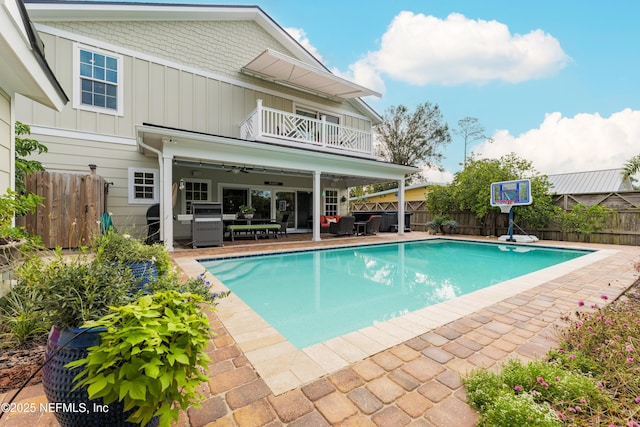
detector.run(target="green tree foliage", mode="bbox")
[622,154,640,189]
[14,122,48,194]
[374,103,452,185]
[622,154,640,179]
[426,153,560,229]
[557,204,613,236]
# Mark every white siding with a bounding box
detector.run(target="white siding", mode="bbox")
[41,20,296,80]
[0,90,11,192]
[23,131,158,233]
[14,17,375,232]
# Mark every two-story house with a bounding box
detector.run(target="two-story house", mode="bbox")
[20,1,417,250]
[0,0,66,193]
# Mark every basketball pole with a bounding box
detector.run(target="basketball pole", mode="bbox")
[507,206,515,242]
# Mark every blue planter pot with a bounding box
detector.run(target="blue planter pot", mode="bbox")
[124,261,158,292]
[42,326,159,427]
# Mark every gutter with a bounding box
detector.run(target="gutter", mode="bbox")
[136,136,165,247]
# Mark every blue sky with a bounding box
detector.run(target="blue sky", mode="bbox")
[253,0,640,182]
[151,1,640,182]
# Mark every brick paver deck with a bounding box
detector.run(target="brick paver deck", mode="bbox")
[1,234,638,426]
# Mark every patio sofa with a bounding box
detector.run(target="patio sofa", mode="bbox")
[352,211,413,232]
[320,215,343,232]
[329,216,355,236]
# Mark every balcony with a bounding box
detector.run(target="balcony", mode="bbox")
[240,100,374,158]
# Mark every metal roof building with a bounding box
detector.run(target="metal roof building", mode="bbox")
[547,169,633,194]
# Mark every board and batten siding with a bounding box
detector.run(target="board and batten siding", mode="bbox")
[0,89,11,193]
[36,19,367,117]
[17,30,369,140]
[14,18,373,233]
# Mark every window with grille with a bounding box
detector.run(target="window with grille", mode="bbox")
[128,168,158,204]
[74,44,123,115]
[183,180,211,214]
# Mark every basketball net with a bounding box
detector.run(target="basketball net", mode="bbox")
[497,200,515,214]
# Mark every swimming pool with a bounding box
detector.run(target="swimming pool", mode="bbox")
[202,239,590,349]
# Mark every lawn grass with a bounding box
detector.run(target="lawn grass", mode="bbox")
[464,294,640,426]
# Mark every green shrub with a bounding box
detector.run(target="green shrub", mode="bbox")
[69,291,213,427]
[14,249,134,329]
[94,230,171,276]
[557,203,614,236]
[480,392,561,427]
[147,271,230,304]
[465,298,640,426]
[0,286,48,347]
[463,367,504,411]
[0,190,41,244]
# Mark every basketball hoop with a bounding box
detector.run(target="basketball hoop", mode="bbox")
[497,200,514,214]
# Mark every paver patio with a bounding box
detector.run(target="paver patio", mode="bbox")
[1,233,638,426]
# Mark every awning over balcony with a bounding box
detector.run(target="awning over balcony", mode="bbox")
[241,49,381,99]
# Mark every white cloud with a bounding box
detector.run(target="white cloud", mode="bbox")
[343,11,569,89]
[284,27,324,63]
[332,61,386,97]
[420,165,455,184]
[473,108,640,174]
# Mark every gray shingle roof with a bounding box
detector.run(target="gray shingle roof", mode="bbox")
[547,169,633,194]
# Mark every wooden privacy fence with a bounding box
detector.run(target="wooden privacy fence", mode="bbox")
[24,170,105,248]
[351,190,640,246]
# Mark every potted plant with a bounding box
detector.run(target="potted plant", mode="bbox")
[68,290,216,427]
[425,214,459,235]
[13,249,138,426]
[238,204,256,219]
[94,230,171,291]
[0,190,41,268]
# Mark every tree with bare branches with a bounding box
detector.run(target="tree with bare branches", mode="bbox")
[452,116,493,168]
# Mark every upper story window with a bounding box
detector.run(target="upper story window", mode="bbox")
[128,167,159,205]
[73,44,123,116]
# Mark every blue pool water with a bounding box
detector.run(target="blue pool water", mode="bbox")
[202,239,590,348]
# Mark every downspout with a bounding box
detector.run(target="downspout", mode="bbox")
[137,137,164,245]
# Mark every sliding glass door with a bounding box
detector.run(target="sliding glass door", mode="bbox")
[222,187,311,229]
[275,191,295,228]
[250,189,271,220]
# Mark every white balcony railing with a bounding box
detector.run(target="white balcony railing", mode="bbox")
[240,99,374,157]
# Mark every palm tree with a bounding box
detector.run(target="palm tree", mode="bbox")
[622,155,640,179]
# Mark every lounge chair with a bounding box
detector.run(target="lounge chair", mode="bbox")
[365,215,382,235]
[275,214,289,237]
[329,216,355,236]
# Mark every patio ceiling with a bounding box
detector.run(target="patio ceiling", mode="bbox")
[172,158,391,188]
[241,49,381,100]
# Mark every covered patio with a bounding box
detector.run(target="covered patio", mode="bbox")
[136,123,418,251]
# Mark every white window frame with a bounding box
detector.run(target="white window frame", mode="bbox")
[181,179,212,214]
[324,189,339,216]
[73,43,124,116]
[128,167,159,205]
[295,105,340,124]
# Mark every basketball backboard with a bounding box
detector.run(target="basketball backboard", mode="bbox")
[490,179,532,206]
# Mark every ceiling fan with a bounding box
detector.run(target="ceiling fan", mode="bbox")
[227,166,250,174]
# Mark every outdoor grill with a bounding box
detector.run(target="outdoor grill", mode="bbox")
[191,202,223,248]
[146,203,160,244]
